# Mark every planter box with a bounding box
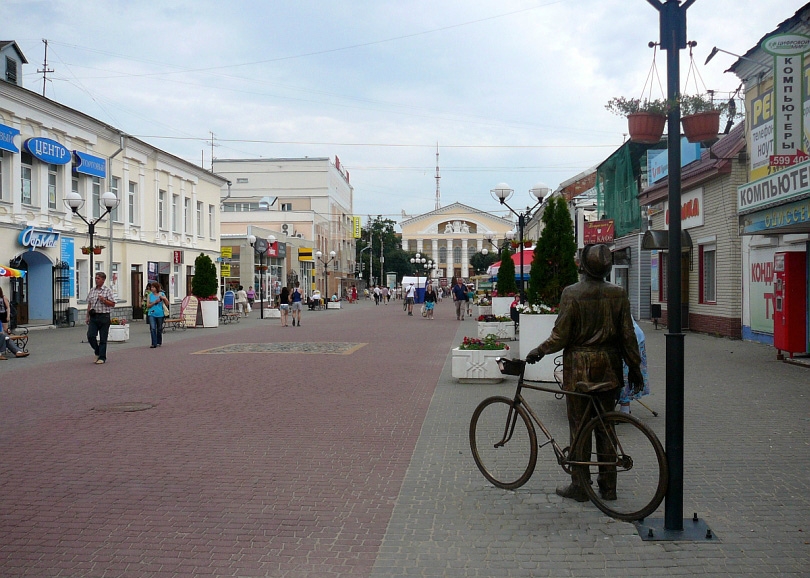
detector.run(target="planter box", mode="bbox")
[108,325,130,342]
[474,305,492,318]
[265,308,281,318]
[519,313,559,382]
[327,302,341,309]
[477,321,515,341]
[491,297,514,317]
[199,300,219,328]
[451,347,508,383]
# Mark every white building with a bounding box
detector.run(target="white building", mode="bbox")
[213,158,355,297]
[0,52,225,326]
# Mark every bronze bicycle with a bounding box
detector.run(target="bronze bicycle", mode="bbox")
[469,358,667,521]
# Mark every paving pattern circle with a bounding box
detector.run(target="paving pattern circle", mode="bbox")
[192,341,367,355]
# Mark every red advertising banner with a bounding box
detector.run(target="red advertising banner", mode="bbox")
[583,220,615,245]
[173,250,183,264]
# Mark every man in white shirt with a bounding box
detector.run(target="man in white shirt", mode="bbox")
[405,284,415,316]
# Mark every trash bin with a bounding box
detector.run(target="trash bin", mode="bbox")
[67,307,78,327]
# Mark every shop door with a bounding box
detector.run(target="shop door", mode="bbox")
[131,271,144,319]
[10,276,27,326]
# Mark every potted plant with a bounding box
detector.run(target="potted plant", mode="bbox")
[80,246,91,255]
[108,317,129,342]
[191,253,220,328]
[477,314,515,340]
[678,94,732,143]
[606,97,669,144]
[522,196,578,382]
[92,245,105,255]
[452,334,511,383]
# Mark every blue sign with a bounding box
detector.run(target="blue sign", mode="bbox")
[0,123,20,153]
[73,151,107,178]
[647,138,702,184]
[60,237,76,297]
[24,137,71,165]
[18,226,60,249]
[739,196,810,235]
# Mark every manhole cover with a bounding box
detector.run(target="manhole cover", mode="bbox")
[92,402,156,413]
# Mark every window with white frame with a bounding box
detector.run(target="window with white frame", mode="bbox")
[91,177,101,218]
[48,164,58,209]
[172,194,179,232]
[208,204,215,238]
[280,202,292,211]
[128,181,137,225]
[158,190,166,229]
[184,197,191,233]
[700,244,716,304]
[196,201,203,237]
[21,152,32,205]
[111,263,120,300]
[173,264,180,298]
[453,246,461,263]
[110,177,121,222]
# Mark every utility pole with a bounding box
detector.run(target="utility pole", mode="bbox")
[37,39,54,97]
[435,143,441,210]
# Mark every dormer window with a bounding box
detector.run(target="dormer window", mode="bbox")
[6,57,17,83]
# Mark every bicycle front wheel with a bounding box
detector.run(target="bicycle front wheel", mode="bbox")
[572,412,667,521]
[470,396,537,490]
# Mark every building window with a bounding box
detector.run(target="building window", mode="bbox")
[111,263,120,300]
[196,201,203,236]
[6,57,17,83]
[158,190,166,229]
[128,181,137,225]
[173,264,180,298]
[453,246,461,263]
[184,198,191,233]
[172,194,179,232]
[700,245,716,304]
[439,246,447,263]
[48,164,58,209]
[110,177,120,222]
[281,202,292,212]
[21,152,32,205]
[236,177,249,184]
[468,245,476,259]
[91,177,101,218]
[208,204,215,238]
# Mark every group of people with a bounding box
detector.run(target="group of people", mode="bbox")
[277,281,304,327]
[0,287,28,360]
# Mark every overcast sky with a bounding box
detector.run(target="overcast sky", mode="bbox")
[4,0,805,223]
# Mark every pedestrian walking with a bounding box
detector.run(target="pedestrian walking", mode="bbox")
[236,285,249,316]
[85,272,116,364]
[466,284,475,318]
[351,285,358,303]
[405,283,415,316]
[424,284,437,319]
[146,282,170,348]
[381,286,389,304]
[279,286,290,327]
[246,286,256,309]
[451,277,468,320]
[291,281,303,326]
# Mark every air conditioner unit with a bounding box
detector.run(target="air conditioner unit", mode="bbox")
[295,233,304,238]
[281,223,291,236]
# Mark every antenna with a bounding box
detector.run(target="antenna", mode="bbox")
[37,39,54,97]
[435,142,441,210]
[206,131,219,172]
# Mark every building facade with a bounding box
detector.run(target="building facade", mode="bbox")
[0,68,224,325]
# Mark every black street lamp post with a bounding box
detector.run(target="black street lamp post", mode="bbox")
[491,182,549,302]
[64,190,120,290]
[316,250,337,298]
[248,234,276,319]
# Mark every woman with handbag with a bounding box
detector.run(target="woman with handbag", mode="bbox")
[147,282,170,348]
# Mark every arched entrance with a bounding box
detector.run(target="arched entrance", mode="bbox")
[10,250,55,326]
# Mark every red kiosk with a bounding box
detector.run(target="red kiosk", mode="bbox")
[773,251,808,359]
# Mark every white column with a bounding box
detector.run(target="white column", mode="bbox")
[432,239,439,263]
[477,238,483,253]
[416,238,423,254]
[446,238,454,279]
[461,238,469,278]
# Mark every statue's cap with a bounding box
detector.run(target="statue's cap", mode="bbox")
[581,244,612,279]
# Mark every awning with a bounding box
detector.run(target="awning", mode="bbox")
[641,230,693,252]
[0,266,26,277]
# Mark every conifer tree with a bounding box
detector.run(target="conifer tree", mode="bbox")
[527,196,578,307]
[496,246,517,296]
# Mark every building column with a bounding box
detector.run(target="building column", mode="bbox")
[461,238,469,279]
[446,238,454,279]
[432,238,439,264]
[416,239,423,254]
[477,238,483,253]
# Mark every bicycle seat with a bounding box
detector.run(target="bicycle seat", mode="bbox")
[575,380,616,394]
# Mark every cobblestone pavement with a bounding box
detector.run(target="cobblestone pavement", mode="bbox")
[1,303,808,577]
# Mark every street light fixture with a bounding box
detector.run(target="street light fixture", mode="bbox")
[315,250,337,297]
[410,252,428,302]
[64,190,120,290]
[490,182,549,302]
[248,234,276,319]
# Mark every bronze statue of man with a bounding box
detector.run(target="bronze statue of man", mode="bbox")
[526,243,643,502]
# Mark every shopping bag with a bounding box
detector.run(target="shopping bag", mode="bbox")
[421,305,427,317]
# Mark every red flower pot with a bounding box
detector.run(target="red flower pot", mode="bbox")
[93,247,103,255]
[627,112,666,144]
[81,247,91,255]
[681,111,721,143]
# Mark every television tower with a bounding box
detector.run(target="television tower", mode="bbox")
[434,143,441,210]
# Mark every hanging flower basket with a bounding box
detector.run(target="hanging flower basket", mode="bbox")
[681,110,721,143]
[92,245,104,255]
[627,112,667,144]
[81,247,91,255]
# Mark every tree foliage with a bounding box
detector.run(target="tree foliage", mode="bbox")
[192,253,218,298]
[527,196,578,307]
[469,251,498,276]
[356,217,413,284]
[496,246,517,296]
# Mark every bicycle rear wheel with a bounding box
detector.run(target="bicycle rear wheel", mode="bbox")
[469,396,537,490]
[572,412,667,521]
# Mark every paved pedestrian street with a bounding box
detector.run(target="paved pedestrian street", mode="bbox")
[1,301,808,577]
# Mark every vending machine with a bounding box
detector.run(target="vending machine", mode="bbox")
[773,251,808,358]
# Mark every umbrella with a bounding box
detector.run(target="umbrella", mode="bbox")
[0,266,26,278]
[486,249,534,277]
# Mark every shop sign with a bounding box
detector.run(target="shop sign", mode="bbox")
[647,139,702,184]
[0,123,20,153]
[221,264,231,276]
[583,219,615,244]
[173,250,183,264]
[298,248,313,262]
[739,196,810,235]
[220,246,233,258]
[762,33,810,163]
[665,188,703,229]
[18,226,60,249]
[23,137,71,165]
[73,151,106,178]
[352,216,362,239]
[738,158,810,212]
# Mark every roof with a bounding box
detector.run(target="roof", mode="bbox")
[0,41,28,64]
[638,121,747,205]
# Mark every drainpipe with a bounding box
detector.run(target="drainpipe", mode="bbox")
[107,133,125,287]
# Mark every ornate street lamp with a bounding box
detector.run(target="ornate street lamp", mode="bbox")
[315,250,337,297]
[248,234,276,319]
[64,190,120,290]
[490,182,549,302]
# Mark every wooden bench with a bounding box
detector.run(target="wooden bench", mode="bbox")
[162,318,187,332]
[220,310,241,324]
[7,327,29,353]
